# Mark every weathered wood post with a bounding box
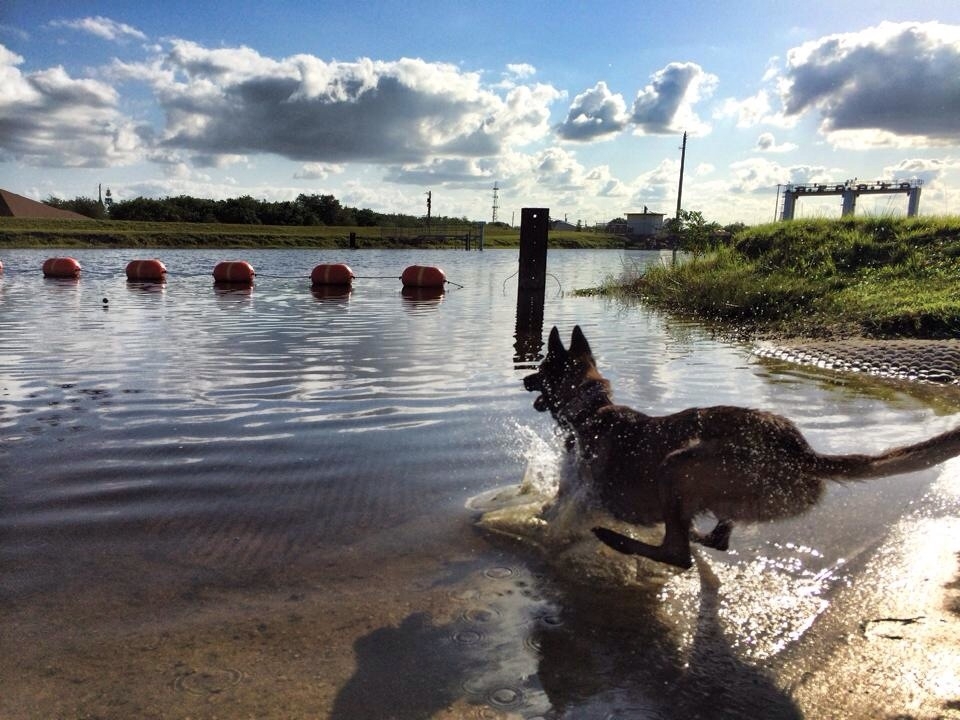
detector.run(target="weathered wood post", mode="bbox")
[517,208,549,291]
[349,231,357,249]
[514,208,549,367]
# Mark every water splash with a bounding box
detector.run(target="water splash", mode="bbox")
[471,426,682,591]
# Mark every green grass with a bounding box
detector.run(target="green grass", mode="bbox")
[594,216,960,339]
[0,217,624,250]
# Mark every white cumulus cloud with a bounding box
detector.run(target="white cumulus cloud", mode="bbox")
[756,132,797,153]
[294,162,346,180]
[51,16,147,42]
[0,43,143,167]
[556,81,629,141]
[780,21,960,146]
[138,42,561,167]
[631,62,718,135]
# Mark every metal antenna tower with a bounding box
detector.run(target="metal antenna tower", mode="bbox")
[492,182,500,223]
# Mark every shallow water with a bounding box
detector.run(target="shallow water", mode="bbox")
[1,247,958,718]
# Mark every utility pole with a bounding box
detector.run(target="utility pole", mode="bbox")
[491,182,500,223]
[676,131,687,220]
[425,190,432,228]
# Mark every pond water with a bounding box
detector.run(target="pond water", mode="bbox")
[1,247,958,718]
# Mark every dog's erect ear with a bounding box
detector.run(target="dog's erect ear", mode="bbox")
[570,325,592,357]
[547,326,565,357]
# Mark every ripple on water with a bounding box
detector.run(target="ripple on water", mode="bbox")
[460,606,501,625]
[172,667,243,695]
[483,565,516,579]
[451,628,485,646]
[487,685,524,708]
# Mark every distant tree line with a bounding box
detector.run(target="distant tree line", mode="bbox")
[43,193,477,228]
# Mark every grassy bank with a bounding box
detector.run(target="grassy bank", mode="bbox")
[593,216,960,339]
[0,217,624,250]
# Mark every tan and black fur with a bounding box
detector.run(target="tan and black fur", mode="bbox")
[524,326,960,569]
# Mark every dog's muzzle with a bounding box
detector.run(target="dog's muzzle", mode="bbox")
[523,373,549,412]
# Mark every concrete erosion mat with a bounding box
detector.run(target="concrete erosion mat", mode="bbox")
[754,339,960,385]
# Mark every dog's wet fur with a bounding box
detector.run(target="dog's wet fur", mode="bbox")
[524,326,960,569]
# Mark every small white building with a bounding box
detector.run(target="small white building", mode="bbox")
[625,209,665,236]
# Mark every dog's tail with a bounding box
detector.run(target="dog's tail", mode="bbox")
[816,425,960,480]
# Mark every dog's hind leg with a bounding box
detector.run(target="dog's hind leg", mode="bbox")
[692,519,733,551]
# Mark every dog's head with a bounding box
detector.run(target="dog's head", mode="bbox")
[523,325,600,415]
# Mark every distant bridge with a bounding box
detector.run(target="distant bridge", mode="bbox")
[778,179,922,221]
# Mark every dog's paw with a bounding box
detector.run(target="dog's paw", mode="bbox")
[692,520,733,551]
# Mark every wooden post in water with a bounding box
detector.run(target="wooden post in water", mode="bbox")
[517,208,549,291]
[514,208,549,368]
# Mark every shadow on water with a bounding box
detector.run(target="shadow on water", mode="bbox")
[329,612,488,720]
[533,555,802,719]
[330,551,802,719]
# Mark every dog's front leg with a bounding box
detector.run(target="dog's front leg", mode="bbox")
[592,525,694,569]
[592,474,695,569]
[592,451,710,569]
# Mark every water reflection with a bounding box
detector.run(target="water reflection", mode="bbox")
[514,287,546,370]
[213,282,255,297]
[125,281,166,294]
[311,285,351,302]
[400,286,444,305]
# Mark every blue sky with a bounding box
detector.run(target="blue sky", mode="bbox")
[3,0,960,224]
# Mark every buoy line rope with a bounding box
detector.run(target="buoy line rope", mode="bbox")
[252,272,467,288]
[352,274,465,288]
[500,271,563,295]
[548,272,563,295]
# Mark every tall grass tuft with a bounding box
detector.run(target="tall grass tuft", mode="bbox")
[606,216,960,338]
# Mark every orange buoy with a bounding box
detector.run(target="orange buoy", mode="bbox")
[311,263,354,286]
[212,260,255,284]
[125,259,167,282]
[42,257,82,278]
[401,265,446,288]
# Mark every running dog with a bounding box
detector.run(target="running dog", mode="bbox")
[524,326,960,569]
